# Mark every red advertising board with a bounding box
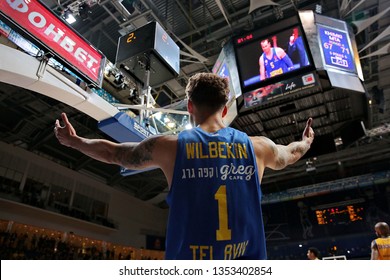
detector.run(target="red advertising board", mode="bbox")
[0,0,105,87]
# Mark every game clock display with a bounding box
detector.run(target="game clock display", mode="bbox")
[318,26,355,73]
[115,21,180,86]
[116,22,179,75]
[315,204,364,225]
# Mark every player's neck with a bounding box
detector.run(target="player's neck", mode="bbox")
[196,114,225,133]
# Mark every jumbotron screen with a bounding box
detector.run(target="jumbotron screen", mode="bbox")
[234,24,312,92]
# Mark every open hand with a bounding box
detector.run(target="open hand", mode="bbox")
[54,113,77,147]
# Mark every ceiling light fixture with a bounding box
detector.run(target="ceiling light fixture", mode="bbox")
[63,8,76,24]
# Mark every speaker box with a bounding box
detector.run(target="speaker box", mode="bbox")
[116,21,180,86]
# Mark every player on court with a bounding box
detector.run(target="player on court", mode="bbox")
[54,73,314,259]
[371,222,390,260]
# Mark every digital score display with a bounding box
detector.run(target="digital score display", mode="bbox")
[116,21,180,86]
[318,26,355,73]
[154,22,180,75]
[117,22,180,74]
[315,205,364,225]
[236,33,254,45]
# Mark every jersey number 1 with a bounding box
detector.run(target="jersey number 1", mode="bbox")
[214,185,232,241]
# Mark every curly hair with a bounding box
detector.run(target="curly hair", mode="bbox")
[185,73,229,113]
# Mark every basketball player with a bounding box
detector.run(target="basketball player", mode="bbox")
[54,73,314,259]
[371,222,390,260]
[259,38,294,81]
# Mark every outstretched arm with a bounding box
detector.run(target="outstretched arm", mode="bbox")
[251,118,314,172]
[54,113,173,171]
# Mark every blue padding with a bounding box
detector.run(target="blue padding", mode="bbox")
[98,112,151,143]
[98,112,156,177]
[244,75,261,87]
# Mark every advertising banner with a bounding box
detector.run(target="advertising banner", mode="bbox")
[0,0,105,87]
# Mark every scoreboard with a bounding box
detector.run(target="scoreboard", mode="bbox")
[315,204,364,225]
[318,26,355,73]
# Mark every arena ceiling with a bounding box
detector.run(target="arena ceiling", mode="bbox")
[1,0,389,208]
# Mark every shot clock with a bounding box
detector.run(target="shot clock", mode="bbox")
[115,21,180,86]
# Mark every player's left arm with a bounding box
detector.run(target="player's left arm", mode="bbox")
[371,240,379,260]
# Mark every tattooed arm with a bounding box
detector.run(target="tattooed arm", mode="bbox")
[251,118,314,178]
[54,113,177,174]
[59,136,160,170]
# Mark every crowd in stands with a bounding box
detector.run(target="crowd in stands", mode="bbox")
[0,227,163,260]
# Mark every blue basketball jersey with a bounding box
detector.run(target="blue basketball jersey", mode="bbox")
[262,48,288,78]
[165,127,266,260]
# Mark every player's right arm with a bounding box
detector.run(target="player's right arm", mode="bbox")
[54,113,177,179]
[259,55,266,81]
